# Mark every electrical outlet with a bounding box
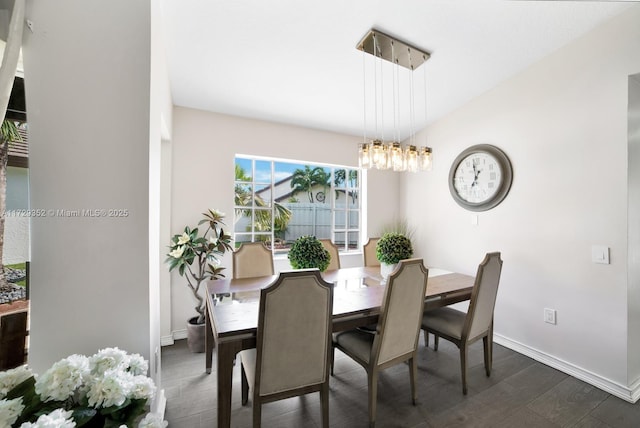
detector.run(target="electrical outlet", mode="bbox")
[544,308,556,325]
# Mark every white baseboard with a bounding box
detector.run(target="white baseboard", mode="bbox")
[494,333,639,403]
[152,388,166,421]
[161,329,187,347]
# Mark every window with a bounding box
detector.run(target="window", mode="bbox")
[234,156,360,254]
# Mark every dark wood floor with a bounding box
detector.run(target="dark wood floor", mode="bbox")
[162,338,640,427]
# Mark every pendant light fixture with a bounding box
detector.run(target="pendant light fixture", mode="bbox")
[356,29,432,173]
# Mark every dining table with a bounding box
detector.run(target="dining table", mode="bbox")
[205,265,476,428]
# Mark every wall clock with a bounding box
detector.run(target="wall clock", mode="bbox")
[448,144,513,212]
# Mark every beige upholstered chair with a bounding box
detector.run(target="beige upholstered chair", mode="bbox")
[421,252,503,394]
[363,237,380,267]
[239,270,334,428]
[232,242,274,279]
[319,239,341,270]
[0,310,29,370]
[332,259,429,428]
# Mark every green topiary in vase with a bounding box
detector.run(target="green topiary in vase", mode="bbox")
[288,235,331,272]
[376,233,413,278]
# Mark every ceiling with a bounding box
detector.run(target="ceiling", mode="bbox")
[160,1,632,141]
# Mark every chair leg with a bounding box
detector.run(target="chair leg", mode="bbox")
[241,362,249,405]
[434,334,439,351]
[330,346,335,376]
[368,370,378,428]
[253,400,262,428]
[409,357,418,405]
[483,335,492,376]
[460,344,468,395]
[423,330,429,347]
[321,382,329,428]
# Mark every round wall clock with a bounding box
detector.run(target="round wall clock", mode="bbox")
[448,144,513,212]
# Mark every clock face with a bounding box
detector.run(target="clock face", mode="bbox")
[448,144,513,212]
[453,152,502,203]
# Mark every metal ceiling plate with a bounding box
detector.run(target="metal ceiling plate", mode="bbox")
[356,29,430,70]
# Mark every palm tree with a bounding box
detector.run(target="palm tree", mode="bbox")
[0,120,21,291]
[290,165,329,203]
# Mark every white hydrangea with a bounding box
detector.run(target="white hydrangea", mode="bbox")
[89,347,128,376]
[19,408,76,428]
[35,354,89,402]
[129,375,155,400]
[0,365,33,399]
[137,412,168,428]
[0,397,25,427]
[126,353,148,376]
[86,369,132,408]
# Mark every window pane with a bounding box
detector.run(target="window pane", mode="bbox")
[255,160,271,184]
[234,213,252,234]
[334,210,346,229]
[348,231,359,249]
[348,210,359,228]
[253,209,272,232]
[234,184,252,207]
[334,231,345,247]
[235,234,252,248]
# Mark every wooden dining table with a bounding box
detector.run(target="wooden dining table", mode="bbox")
[205,265,475,428]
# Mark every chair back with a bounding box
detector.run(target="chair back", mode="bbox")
[464,252,503,341]
[373,259,428,366]
[233,242,274,279]
[0,310,28,370]
[319,239,341,270]
[363,237,380,267]
[254,270,334,397]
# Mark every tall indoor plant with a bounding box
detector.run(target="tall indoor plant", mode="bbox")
[166,209,232,352]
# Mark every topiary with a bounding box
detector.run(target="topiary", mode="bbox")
[376,232,413,265]
[288,235,331,272]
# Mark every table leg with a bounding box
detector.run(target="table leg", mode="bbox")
[205,301,214,374]
[217,341,240,428]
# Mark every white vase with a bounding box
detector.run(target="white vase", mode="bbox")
[380,262,398,280]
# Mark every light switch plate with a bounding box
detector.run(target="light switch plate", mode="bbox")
[591,245,610,264]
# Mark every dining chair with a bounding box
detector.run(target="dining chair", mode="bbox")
[421,252,503,394]
[232,242,274,279]
[238,270,334,428]
[319,239,341,270]
[363,237,380,267]
[332,258,428,428]
[0,310,29,370]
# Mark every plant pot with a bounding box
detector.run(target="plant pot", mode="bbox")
[186,316,206,353]
[380,262,398,281]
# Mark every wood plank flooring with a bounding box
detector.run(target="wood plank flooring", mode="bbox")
[162,338,640,427]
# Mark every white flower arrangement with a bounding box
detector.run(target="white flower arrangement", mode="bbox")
[0,347,167,428]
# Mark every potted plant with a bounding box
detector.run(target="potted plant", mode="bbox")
[166,209,232,352]
[288,235,331,272]
[376,232,413,279]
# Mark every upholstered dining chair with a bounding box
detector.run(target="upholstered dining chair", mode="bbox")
[332,259,428,428]
[319,239,341,270]
[363,237,380,267]
[232,242,274,279]
[421,252,503,395]
[238,270,334,428]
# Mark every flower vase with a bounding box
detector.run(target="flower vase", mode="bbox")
[380,262,398,281]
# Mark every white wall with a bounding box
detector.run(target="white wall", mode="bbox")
[167,108,400,341]
[628,73,640,387]
[404,6,640,399]
[23,0,153,372]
